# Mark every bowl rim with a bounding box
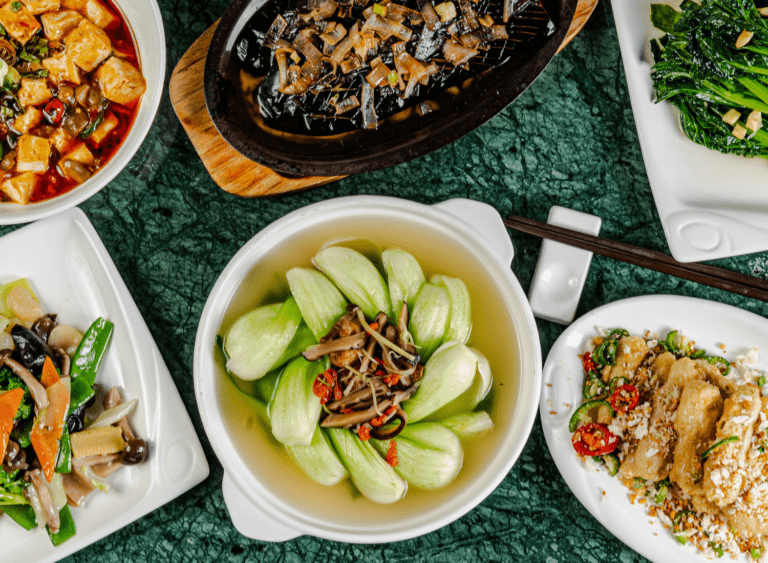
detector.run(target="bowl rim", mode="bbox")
[0,0,167,226]
[203,0,577,176]
[193,195,543,543]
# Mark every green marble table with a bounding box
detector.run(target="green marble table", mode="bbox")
[3,0,768,560]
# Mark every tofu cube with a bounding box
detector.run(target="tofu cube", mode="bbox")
[88,110,117,146]
[0,1,42,45]
[63,142,93,166]
[60,0,86,8]
[2,172,39,204]
[17,78,53,107]
[16,134,51,173]
[65,19,112,72]
[49,126,74,154]
[95,57,145,105]
[84,0,114,28]
[40,9,82,40]
[22,0,60,15]
[13,106,42,133]
[42,51,81,85]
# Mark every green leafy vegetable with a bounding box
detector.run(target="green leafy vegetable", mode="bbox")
[403,341,478,422]
[326,427,407,504]
[0,465,27,506]
[286,267,347,340]
[408,283,450,361]
[431,347,492,419]
[269,355,327,446]
[0,366,33,421]
[439,410,494,437]
[313,246,392,320]
[372,422,462,489]
[430,274,471,345]
[287,427,347,486]
[381,248,425,313]
[224,298,302,381]
[650,0,768,158]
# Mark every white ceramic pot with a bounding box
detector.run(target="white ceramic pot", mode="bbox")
[0,0,166,225]
[193,196,542,543]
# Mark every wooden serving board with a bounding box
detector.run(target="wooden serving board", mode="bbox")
[170,2,598,198]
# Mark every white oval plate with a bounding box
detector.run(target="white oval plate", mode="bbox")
[540,295,768,563]
[0,208,208,562]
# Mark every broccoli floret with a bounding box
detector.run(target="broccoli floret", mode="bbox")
[0,366,33,421]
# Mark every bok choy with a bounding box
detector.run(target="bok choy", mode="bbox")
[382,248,425,312]
[270,355,328,446]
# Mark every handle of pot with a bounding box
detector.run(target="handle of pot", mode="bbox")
[222,472,301,542]
[433,199,515,266]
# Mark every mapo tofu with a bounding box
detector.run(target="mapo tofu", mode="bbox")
[0,0,144,205]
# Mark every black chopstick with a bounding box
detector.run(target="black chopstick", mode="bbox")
[504,214,768,303]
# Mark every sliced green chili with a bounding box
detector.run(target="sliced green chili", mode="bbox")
[690,349,706,359]
[655,479,669,504]
[703,356,731,376]
[751,548,762,559]
[701,436,739,460]
[80,109,105,139]
[568,399,614,432]
[609,376,629,393]
[607,328,629,339]
[665,330,679,354]
[759,375,766,387]
[582,376,606,399]
[709,542,723,558]
[632,477,646,489]
[601,453,620,476]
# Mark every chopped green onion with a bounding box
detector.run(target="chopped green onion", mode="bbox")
[18,52,39,64]
[373,3,386,15]
[10,2,21,12]
[759,375,766,387]
[701,436,738,460]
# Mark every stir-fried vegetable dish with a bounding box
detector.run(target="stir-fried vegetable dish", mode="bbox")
[219,245,494,503]
[650,0,768,158]
[235,0,554,133]
[0,279,148,545]
[0,0,145,205]
[571,327,768,559]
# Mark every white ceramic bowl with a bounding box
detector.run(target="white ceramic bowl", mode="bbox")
[0,0,166,225]
[193,196,542,543]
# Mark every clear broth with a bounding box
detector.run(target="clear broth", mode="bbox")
[215,213,532,530]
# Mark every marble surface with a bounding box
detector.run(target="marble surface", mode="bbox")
[3,0,768,560]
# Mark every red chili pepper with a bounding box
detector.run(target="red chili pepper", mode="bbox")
[43,99,65,125]
[374,369,386,377]
[609,384,640,413]
[358,424,371,441]
[572,423,618,456]
[383,372,400,387]
[370,406,397,427]
[385,440,398,467]
[340,407,354,414]
[582,352,597,374]
[369,322,379,331]
[312,369,336,404]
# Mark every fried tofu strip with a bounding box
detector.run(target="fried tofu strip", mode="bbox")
[652,352,676,385]
[670,379,723,496]
[703,385,761,508]
[695,358,739,397]
[621,357,704,481]
[722,397,768,538]
[602,336,649,383]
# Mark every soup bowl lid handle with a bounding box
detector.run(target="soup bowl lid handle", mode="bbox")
[222,472,301,542]
[432,199,514,267]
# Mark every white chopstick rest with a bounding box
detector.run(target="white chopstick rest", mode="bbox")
[527,206,602,325]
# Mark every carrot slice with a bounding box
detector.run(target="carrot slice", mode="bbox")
[0,388,24,460]
[40,356,60,388]
[30,379,71,481]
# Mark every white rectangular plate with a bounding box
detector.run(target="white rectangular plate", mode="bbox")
[0,207,209,563]
[610,0,768,262]
[540,294,768,563]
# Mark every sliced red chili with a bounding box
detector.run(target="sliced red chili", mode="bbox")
[609,384,640,413]
[358,424,371,441]
[312,369,336,404]
[572,423,618,456]
[370,406,397,427]
[582,352,597,374]
[43,98,65,125]
[385,440,398,467]
[383,372,400,387]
